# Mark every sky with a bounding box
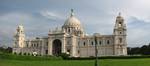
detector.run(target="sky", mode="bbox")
[0,0,150,47]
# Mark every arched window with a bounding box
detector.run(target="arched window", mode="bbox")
[119,38,122,43]
[67,49,70,54]
[107,40,110,44]
[83,42,86,46]
[99,41,102,45]
[68,29,70,33]
[21,31,23,33]
[78,50,80,54]
[91,41,94,46]
[45,50,48,54]
[119,22,122,27]
[120,32,122,34]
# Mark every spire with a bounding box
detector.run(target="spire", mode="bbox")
[70,9,74,17]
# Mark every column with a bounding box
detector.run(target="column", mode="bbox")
[71,35,77,57]
[62,35,66,53]
[48,37,52,55]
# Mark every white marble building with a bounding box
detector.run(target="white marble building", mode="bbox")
[13,9,127,57]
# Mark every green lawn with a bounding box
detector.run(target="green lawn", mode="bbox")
[0,58,150,66]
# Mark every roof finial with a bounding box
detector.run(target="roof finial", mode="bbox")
[70,9,74,17]
[118,12,121,16]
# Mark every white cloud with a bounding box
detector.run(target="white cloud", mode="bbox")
[128,28,150,47]
[127,16,150,47]
[0,12,34,27]
[40,11,65,20]
[0,12,34,46]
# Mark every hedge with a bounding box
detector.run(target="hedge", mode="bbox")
[1,52,150,61]
[65,55,150,60]
[0,53,62,61]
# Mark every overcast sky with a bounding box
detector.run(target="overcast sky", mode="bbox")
[0,0,150,47]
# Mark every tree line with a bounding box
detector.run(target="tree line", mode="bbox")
[127,43,150,55]
[0,47,12,54]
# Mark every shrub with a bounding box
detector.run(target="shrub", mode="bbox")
[19,52,22,55]
[13,52,17,55]
[27,53,30,56]
[23,53,27,55]
[39,54,41,56]
[65,55,150,60]
[60,53,70,59]
[0,53,63,61]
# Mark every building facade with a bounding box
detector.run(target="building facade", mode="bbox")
[13,10,127,57]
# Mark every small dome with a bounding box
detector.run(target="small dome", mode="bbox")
[63,9,81,27]
[17,25,24,30]
[116,12,124,21]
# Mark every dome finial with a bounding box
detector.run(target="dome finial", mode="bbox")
[70,9,74,17]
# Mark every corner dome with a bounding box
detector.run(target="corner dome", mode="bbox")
[17,25,24,30]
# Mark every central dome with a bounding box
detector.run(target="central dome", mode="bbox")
[63,9,81,27]
[62,9,84,36]
[64,16,81,27]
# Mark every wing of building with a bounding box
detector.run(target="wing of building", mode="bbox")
[13,9,127,57]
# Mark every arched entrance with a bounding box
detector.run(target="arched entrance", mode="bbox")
[52,39,62,56]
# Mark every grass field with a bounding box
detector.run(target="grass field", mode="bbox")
[0,58,150,66]
[0,53,150,66]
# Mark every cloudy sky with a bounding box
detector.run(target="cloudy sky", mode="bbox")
[0,0,150,47]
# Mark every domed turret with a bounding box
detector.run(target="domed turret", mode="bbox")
[62,9,84,36]
[114,12,126,29]
[14,24,25,48]
[113,12,127,55]
[17,25,24,34]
